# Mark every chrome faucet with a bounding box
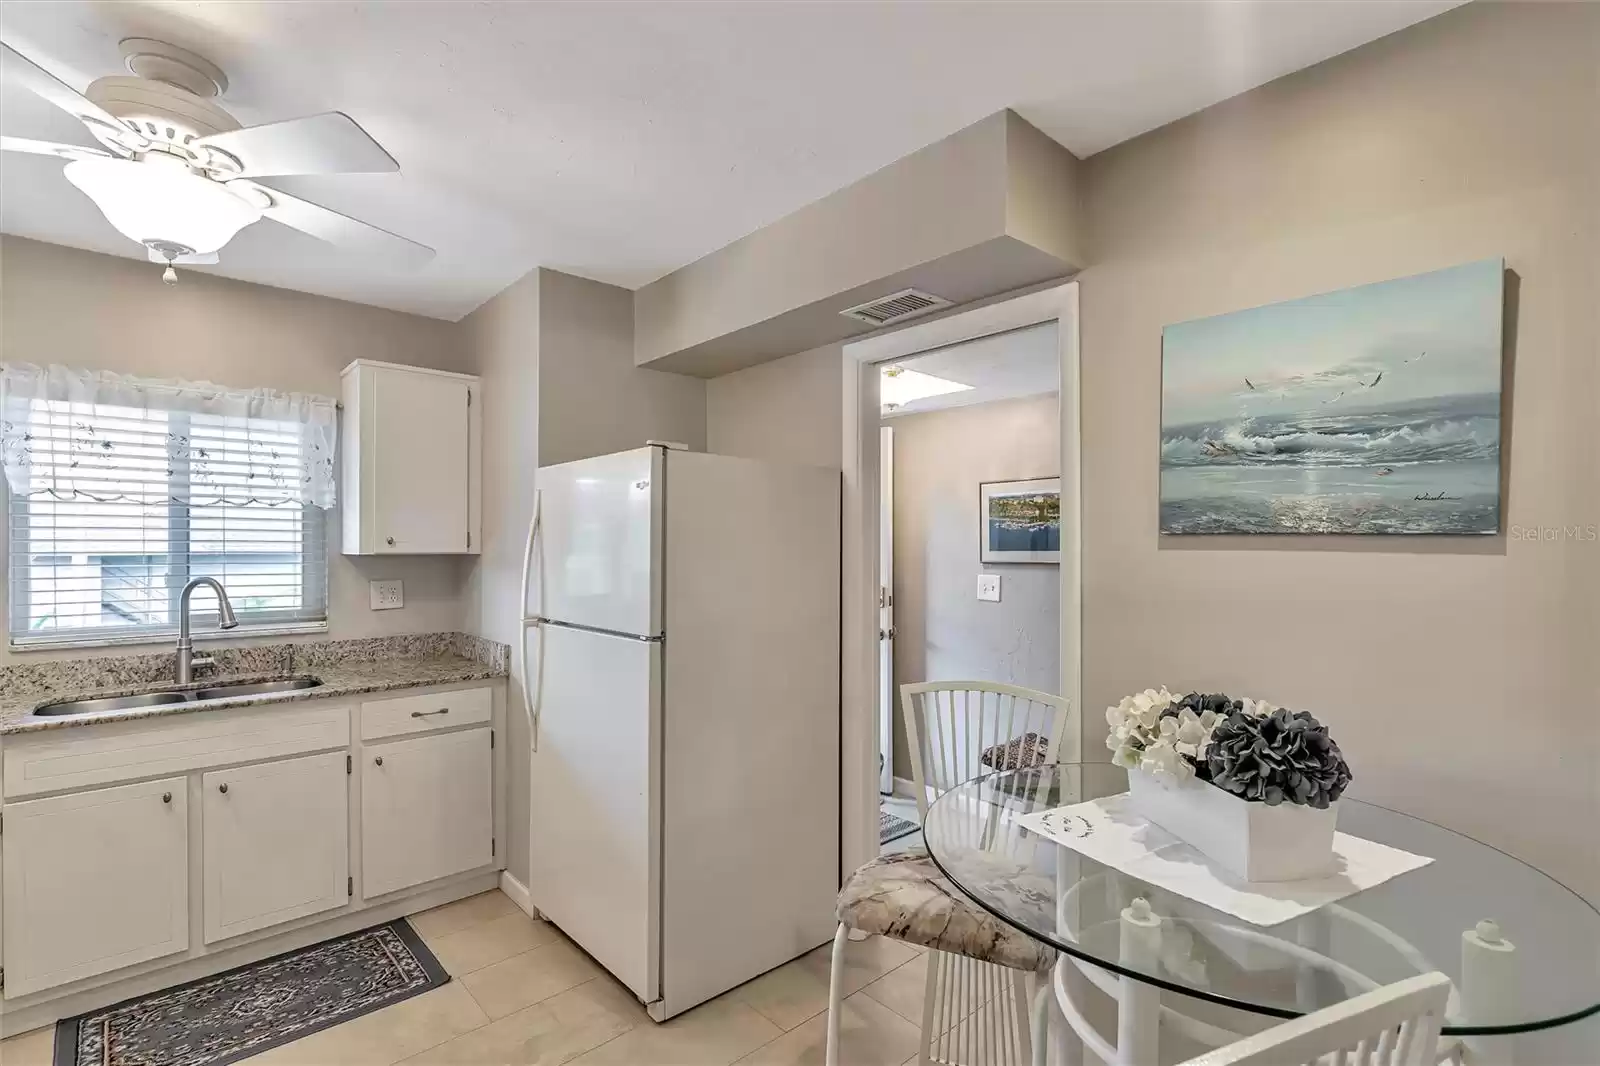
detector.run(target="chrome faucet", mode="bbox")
[176,577,238,684]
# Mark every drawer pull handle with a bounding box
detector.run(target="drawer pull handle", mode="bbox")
[162,792,172,804]
[218,783,229,794]
[410,708,451,718]
[374,756,384,766]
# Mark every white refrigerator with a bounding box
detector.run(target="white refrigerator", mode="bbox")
[519,444,840,1020]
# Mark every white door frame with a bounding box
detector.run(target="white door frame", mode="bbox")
[838,281,1082,876]
[877,425,895,796]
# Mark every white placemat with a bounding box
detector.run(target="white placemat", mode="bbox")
[1016,793,1433,927]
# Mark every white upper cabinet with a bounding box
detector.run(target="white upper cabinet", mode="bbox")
[342,360,481,555]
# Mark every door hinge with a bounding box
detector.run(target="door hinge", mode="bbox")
[1,966,5,991]
[490,730,495,749]
[348,876,354,897]
[466,530,471,548]
[491,838,496,857]
[346,754,353,775]
[467,389,472,407]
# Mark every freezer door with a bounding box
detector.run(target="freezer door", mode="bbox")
[526,622,661,1004]
[531,447,662,637]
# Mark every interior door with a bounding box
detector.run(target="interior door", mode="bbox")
[202,752,349,943]
[879,425,895,795]
[373,366,470,553]
[531,447,660,636]
[526,623,659,1003]
[363,729,494,898]
[2,777,189,997]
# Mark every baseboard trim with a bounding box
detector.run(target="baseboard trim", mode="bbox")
[499,871,539,919]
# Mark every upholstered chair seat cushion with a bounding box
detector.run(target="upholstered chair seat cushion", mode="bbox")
[834,849,1055,972]
[980,732,1049,771]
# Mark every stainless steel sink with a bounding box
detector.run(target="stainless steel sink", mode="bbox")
[33,691,194,716]
[191,678,323,700]
[33,677,324,718]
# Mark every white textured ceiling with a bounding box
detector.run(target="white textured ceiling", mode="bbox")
[0,1,1461,321]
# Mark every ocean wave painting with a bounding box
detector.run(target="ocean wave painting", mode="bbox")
[1160,259,1504,534]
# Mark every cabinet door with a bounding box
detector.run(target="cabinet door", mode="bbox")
[1,777,188,997]
[203,752,349,944]
[372,367,470,553]
[363,729,493,898]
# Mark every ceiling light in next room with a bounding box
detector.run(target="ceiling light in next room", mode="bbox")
[880,366,973,410]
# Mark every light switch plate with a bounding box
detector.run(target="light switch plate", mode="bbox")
[370,580,405,610]
[977,574,1001,602]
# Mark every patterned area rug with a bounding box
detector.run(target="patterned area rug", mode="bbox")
[53,920,448,1066]
[880,809,920,846]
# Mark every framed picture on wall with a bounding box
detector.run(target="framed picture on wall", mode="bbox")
[979,478,1061,564]
[1159,258,1505,534]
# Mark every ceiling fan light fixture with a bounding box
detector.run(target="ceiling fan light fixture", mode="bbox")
[63,155,261,256]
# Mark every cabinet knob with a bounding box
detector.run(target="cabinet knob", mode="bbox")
[218,783,229,794]
[162,792,172,804]
[386,536,396,546]
[374,756,384,766]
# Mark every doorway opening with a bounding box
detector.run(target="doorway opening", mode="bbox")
[841,282,1081,874]
[873,324,1063,854]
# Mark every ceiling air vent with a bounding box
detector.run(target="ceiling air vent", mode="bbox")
[839,288,952,327]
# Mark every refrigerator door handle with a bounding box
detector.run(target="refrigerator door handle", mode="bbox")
[519,490,543,752]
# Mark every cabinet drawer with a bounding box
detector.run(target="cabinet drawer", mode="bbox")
[360,686,491,741]
[3,703,351,799]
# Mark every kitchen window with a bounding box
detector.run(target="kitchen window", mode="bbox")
[2,365,336,649]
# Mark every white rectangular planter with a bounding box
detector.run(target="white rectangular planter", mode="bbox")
[1127,770,1339,883]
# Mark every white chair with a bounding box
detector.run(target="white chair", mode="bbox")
[824,681,1073,1066]
[1179,972,1451,1066]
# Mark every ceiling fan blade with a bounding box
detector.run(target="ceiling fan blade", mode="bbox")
[194,113,398,178]
[1,42,135,141]
[1,135,114,162]
[235,180,433,266]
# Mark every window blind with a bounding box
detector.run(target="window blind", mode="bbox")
[7,397,328,646]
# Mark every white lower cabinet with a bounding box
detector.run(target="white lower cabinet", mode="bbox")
[363,729,493,899]
[1,777,189,998]
[202,751,351,944]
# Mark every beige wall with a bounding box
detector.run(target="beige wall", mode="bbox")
[463,266,704,884]
[457,270,540,882]
[1077,0,1600,914]
[537,269,706,466]
[0,236,474,664]
[705,344,845,468]
[888,393,1061,778]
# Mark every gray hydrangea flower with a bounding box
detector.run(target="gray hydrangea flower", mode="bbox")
[1205,707,1352,808]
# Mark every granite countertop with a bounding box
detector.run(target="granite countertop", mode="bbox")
[0,632,509,736]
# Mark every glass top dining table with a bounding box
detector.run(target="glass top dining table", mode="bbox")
[921,764,1600,1037]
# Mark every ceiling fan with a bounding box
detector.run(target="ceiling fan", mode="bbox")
[1,37,434,282]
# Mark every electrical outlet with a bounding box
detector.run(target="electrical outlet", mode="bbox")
[976,574,1001,602]
[369,580,405,610]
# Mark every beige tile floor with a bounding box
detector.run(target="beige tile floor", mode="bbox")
[0,891,932,1066]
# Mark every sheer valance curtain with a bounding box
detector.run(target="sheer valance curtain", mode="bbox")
[1,363,338,647]
[0,363,337,508]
